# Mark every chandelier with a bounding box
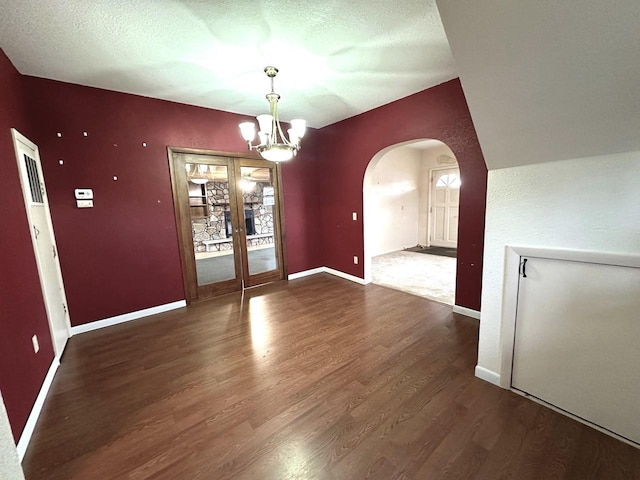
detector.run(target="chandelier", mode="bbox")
[238,66,306,162]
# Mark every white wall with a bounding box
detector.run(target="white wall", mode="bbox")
[363,139,458,283]
[478,150,640,378]
[367,147,422,256]
[0,392,25,480]
[437,0,640,170]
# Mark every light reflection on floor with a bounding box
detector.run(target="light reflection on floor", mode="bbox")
[248,296,270,357]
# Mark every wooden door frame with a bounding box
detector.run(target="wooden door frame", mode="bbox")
[233,157,287,287]
[167,147,288,303]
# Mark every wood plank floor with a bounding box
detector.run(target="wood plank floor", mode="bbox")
[23,274,640,479]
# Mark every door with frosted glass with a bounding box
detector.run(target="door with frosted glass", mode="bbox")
[234,159,285,287]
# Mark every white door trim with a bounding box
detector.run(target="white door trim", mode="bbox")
[11,129,71,357]
[499,245,640,389]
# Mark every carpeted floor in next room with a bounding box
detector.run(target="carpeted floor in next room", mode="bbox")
[372,250,456,305]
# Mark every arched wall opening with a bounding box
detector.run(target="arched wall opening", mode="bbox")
[363,139,459,293]
[317,79,488,312]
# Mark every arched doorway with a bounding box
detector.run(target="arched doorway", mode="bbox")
[363,139,460,304]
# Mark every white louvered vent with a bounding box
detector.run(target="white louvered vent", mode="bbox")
[24,154,44,204]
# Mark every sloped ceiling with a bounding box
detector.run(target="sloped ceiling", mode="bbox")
[0,0,457,128]
[436,0,640,170]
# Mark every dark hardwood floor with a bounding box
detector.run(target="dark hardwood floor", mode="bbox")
[23,274,640,479]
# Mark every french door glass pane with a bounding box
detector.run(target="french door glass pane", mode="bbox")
[240,166,278,275]
[185,163,236,285]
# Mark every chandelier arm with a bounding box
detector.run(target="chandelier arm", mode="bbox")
[274,109,294,148]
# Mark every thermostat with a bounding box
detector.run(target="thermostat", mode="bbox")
[75,188,94,208]
[74,188,93,200]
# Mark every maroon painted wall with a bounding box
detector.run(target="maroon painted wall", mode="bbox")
[317,79,487,310]
[22,77,323,327]
[0,50,55,440]
[279,133,322,273]
[0,69,321,440]
[0,58,480,445]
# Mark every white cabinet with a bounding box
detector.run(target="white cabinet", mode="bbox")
[511,255,640,446]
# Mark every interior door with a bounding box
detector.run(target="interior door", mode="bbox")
[512,256,640,446]
[170,150,285,302]
[234,159,285,287]
[171,152,243,301]
[12,129,71,357]
[430,167,460,248]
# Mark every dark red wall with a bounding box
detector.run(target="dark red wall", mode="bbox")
[279,133,322,273]
[317,79,487,310]
[22,77,323,327]
[1,58,482,445]
[0,50,55,441]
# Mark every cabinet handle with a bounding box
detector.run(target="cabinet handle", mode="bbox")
[520,258,528,278]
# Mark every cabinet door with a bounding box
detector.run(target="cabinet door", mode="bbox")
[512,256,640,445]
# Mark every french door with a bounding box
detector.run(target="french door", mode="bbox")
[169,149,286,302]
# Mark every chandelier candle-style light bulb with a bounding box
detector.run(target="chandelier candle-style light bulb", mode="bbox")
[238,66,306,162]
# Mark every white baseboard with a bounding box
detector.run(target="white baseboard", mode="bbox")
[288,267,366,285]
[453,305,481,320]
[17,356,60,461]
[322,267,367,285]
[288,267,325,280]
[70,300,187,336]
[475,365,501,387]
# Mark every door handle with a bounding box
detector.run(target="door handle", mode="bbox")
[520,258,528,278]
[33,225,40,239]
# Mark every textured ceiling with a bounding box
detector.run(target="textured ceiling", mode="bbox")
[0,0,457,128]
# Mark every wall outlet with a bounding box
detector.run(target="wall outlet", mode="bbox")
[32,334,39,353]
[352,212,357,221]
[354,256,359,264]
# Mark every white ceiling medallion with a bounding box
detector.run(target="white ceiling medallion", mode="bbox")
[239,67,306,163]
